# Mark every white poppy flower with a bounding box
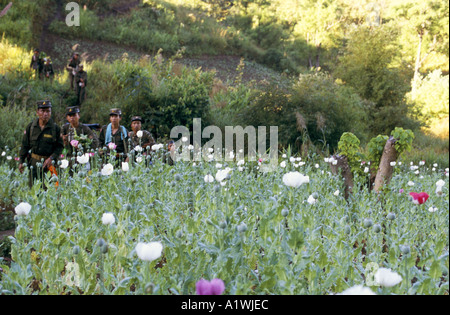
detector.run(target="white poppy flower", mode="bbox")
[135,242,163,262]
[101,163,114,176]
[77,153,90,164]
[136,130,143,138]
[151,144,164,151]
[374,268,402,287]
[101,212,115,225]
[282,171,309,188]
[307,195,317,205]
[60,159,69,169]
[204,174,214,183]
[122,162,129,172]
[428,206,438,213]
[338,285,376,295]
[215,168,231,182]
[15,202,31,216]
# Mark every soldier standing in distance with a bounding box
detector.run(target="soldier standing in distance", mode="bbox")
[19,101,64,188]
[67,52,81,90]
[75,64,87,106]
[42,57,55,83]
[128,116,156,151]
[30,48,43,80]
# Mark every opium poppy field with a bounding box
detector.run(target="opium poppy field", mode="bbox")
[0,150,448,295]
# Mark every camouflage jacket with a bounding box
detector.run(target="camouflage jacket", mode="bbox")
[128,130,156,150]
[61,123,100,155]
[19,118,64,164]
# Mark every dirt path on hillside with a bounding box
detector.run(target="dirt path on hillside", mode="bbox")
[36,0,284,85]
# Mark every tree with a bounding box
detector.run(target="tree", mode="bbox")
[391,1,449,98]
[334,25,418,136]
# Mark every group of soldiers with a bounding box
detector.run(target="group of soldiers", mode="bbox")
[31,49,87,106]
[19,100,173,188]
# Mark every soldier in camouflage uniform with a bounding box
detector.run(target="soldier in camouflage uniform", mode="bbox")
[42,58,55,83]
[67,52,81,90]
[61,106,99,157]
[128,116,156,152]
[75,64,87,106]
[30,48,43,80]
[19,101,64,187]
[99,108,130,163]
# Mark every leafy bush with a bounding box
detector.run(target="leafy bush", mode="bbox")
[290,72,371,151]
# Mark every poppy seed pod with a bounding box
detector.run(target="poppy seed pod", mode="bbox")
[96,238,106,247]
[373,224,381,233]
[400,245,410,255]
[363,218,373,228]
[101,243,109,254]
[219,220,227,229]
[237,222,247,233]
[73,245,80,256]
[387,213,396,220]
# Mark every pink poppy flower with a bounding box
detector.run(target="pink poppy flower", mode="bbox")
[70,139,79,147]
[196,278,225,295]
[409,192,429,205]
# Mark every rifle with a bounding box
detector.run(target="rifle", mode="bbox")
[85,123,101,131]
[63,122,101,131]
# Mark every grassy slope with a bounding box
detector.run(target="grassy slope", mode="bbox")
[38,0,288,86]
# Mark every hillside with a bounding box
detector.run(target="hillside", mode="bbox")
[37,0,287,85]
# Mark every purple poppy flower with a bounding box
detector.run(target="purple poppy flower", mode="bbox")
[196,278,225,295]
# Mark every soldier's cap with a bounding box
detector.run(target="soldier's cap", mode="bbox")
[66,106,80,115]
[131,116,142,122]
[37,100,52,109]
[109,108,122,116]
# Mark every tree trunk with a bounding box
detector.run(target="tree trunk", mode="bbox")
[411,32,423,99]
[373,136,398,193]
[330,154,353,200]
[315,43,321,69]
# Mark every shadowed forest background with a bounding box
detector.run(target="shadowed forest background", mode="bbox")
[0,0,448,165]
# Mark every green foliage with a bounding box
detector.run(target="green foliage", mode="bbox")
[0,105,34,151]
[290,73,370,151]
[334,25,419,135]
[366,135,389,170]
[337,132,364,173]
[0,150,448,295]
[407,70,449,137]
[391,127,415,155]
